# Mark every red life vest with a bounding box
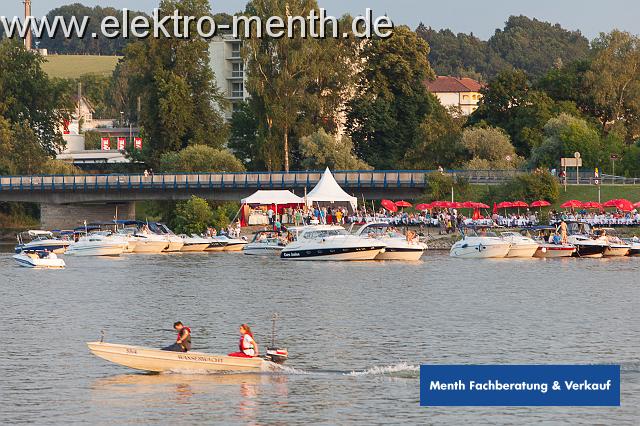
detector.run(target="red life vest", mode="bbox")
[238,334,255,354]
[177,327,191,342]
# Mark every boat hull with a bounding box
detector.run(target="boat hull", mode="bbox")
[533,245,575,258]
[66,245,124,257]
[572,244,607,258]
[180,244,210,252]
[164,240,185,252]
[132,241,168,254]
[604,246,630,257]
[505,244,539,258]
[13,253,66,269]
[87,342,275,373]
[223,243,247,252]
[281,246,384,261]
[243,245,283,256]
[450,243,511,258]
[375,247,424,261]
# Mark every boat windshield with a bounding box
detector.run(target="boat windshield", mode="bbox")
[465,228,498,238]
[303,228,349,239]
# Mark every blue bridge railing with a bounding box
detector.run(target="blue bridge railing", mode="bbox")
[0,169,527,193]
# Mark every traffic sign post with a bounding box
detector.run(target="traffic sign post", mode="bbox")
[610,154,619,178]
[594,168,601,203]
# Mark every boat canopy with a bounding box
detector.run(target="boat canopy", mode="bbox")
[306,168,358,210]
[241,190,304,205]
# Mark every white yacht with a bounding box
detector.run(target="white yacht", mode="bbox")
[179,235,211,252]
[450,228,511,258]
[592,228,631,257]
[66,233,126,257]
[280,225,386,261]
[153,223,184,252]
[244,231,287,256]
[14,230,71,254]
[625,238,640,256]
[204,236,228,252]
[354,223,426,261]
[217,235,248,252]
[13,250,66,269]
[500,232,539,258]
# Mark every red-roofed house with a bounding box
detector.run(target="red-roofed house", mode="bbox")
[425,76,484,116]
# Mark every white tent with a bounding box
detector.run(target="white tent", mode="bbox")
[241,190,304,205]
[306,168,358,210]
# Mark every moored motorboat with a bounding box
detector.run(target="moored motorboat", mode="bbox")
[132,232,169,254]
[624,239,640,256]
[354,223,426,261]
[450,227,511,258]
[219,235,248,252]
[521,226,575,258]
[87,341,287,373]
[500,232,538,258]
[533,243,576,258]
[281,225,385,260]
[244,231,287,256]
[66,233,126,257]
[13,250,66,269]
[204,236,228,252]
[565,222,607,258]
[179,235,211,252]
[591,228,631,257]
[15,230,71,254]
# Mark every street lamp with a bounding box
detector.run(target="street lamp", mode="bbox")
[120,111,124,127]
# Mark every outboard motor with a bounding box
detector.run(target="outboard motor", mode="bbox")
[265,347,289,364]
[264,313,289,364]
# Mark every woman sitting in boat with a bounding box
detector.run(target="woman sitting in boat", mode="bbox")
[162,321,191,352]
[228,324,259,358]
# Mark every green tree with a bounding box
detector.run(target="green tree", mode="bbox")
[585,30,640,141]
[460,126,523,170]
[497,170,560,203]
[0,39,73,157]
[299,129,371,170]
[159,145,245,173]
[228,101,262,170]
[118,0,228,166]
[488,15,589,79]
[530,114,602,168]
[424,173,471,201]
[174,196,214,234]
[211,202,240,230]
[244,0,321,171]
[346,26,436,169]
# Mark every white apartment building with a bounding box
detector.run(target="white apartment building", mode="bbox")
[209,35,250,121]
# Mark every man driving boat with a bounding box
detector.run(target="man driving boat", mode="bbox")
[162,321,191,352]
[228,324,259,358]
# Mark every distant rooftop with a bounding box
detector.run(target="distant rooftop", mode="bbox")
[425,76,484,93]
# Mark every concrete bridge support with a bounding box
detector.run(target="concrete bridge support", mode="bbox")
[40,202,136,230]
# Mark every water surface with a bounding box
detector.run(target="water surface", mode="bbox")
[1,249,638,424]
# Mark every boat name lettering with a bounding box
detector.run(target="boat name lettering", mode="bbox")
[126,348,138,354]
[177,354,224,363]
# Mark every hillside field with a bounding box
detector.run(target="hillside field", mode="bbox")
[41,55,120,79]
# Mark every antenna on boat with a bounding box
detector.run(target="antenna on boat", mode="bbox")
[270,312,279,347]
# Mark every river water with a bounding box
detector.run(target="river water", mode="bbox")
[1,248,638,425]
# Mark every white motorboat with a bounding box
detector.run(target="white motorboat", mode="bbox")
[354,223,426,261]
[14,230,71,254]
[592,228,631,257]
[280,225,386,261]
[624,239,640,256]
[450,228,511,258]
[66,233,126,257]
[521,227,575,258]
[87,341,288,373]
[204,236,228,252]
[152,223,184,252]
[244,231,287,256]
[218,235,248,252]
[179,235,211,252]
[500,231,539,258]
[132,231,169,254]
[13,251,66,269]
[565,222,607,258]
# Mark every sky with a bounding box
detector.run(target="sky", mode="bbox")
[2,0,639,40]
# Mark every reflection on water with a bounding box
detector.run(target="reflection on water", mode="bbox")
[1,251,639,424]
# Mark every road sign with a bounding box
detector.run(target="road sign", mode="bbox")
[594,179,600,185]
[561,158,582,167]
[610,154,620,160]
[574,152,581,159]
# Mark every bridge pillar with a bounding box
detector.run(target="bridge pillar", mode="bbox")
[40,202,136,230]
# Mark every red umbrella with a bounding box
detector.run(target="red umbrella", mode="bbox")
[634,201,640,208]
[530,200,551,207]
[395,200,413,208]
[560,200,583,209]
[603,199,634,211]
[496,201,514,209]
[415,203,431,211]
[582,201,602,209]
[431,201,452,208]
[451,201,464,209]
[460,201,476,209]
[381,199,398,212]
[473,202,490,209]
[511,201,529,208]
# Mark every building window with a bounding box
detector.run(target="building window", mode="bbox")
[231,82,244,98]
[232,62,244,78]
[230,42,241,59]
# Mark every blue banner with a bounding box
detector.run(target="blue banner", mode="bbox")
[420,365,620,406]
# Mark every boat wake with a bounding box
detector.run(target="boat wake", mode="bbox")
[345,362,420,378]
